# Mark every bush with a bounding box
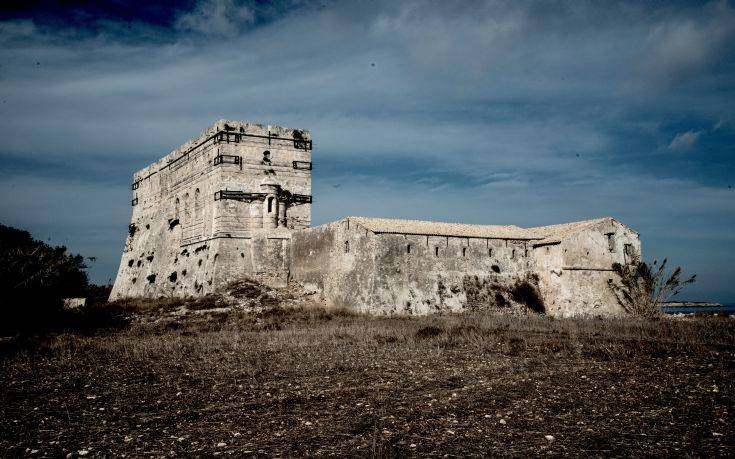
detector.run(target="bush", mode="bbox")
[0,224,90,334]
[609,258,696,318]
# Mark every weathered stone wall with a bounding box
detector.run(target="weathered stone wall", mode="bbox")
[290,220,376,310]
[290,218,536,315]
[290,217,641,317]
[534,219,641,317]
[371,233,532,314]
[110,120,311,300]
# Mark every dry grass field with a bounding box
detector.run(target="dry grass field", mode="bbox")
[1,293,734,457]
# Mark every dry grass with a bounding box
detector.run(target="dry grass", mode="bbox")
[1,302,733,456]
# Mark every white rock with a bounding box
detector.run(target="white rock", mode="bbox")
[545,435,555,442]
[216,442,227,447]
[499,419,506,425]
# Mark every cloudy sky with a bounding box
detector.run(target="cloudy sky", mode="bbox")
[0,0,733,302]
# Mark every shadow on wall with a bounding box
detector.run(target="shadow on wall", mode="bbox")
[463,274,545,314]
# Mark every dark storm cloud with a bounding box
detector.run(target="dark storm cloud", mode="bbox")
[0,0,733,301]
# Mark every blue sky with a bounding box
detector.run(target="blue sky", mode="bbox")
[0,0,733,302]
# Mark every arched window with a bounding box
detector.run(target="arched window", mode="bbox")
[175,197,180,220]
[267,196,274,213]
[194,188,200,218]
[183,193,190,220]
[344,240,350,253]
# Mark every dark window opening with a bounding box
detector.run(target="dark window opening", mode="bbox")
[262,150,271,164]
[491,265,501,273]
[462,247,467,257]
[435,246,439,257]
[344,241,350,253]
[407,244,411,254]
[213,154,241,166]
[488,248,493,257]
[267,197,274,213]
[292,160,312,170]
[624,244,634,263]
[511,249,516,259]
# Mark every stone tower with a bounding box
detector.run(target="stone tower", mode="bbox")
[109,120,312,300]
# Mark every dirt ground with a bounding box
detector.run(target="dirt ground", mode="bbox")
[1,297,733,457]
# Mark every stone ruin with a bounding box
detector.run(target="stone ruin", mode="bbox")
[111,120,641,317]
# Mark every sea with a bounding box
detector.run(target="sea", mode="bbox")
[660,303,735,316]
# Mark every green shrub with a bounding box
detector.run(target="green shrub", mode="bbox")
[609,258,696,318]
[0,224,90,334]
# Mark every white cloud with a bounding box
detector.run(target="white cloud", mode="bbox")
[668,130,702,151]
[175,0,255,37]
[640,0,735,84]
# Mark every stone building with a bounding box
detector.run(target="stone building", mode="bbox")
[111,120,641,317]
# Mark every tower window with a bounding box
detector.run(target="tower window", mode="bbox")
[407,244,411,254]
[607,233,616,252]
[462,247,467,257]
[267,196,274,213]
[511,249,516,259]
[435,246,439,257]
[344,241,349,253]
[488,248,493,257]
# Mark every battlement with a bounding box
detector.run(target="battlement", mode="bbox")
[133,120,312,186]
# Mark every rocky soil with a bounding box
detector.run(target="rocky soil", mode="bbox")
[1,284,733,457]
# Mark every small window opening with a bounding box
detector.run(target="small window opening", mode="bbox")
[262,150,271,164]
[488,248,493,257]
[407,244,411,254]
[267,196,274,213]
[511,249,516,259]
[607,233,615,252]
[462,247,467,257]
[344,240,350,253]
[435,246,439,257]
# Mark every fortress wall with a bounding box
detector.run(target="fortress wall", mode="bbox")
[370,233,533,314]
[290,220,376,310]
[291,218,537,315]
[110,120,311,300]
[533,219,641,317]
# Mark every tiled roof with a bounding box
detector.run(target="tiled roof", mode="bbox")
[349,217,532,239]
[524,217,612,246]
[348,216,616,243]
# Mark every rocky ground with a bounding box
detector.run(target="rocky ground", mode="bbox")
[1,283,733,457]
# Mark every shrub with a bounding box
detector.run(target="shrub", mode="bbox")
[609,258,696,318]
[0,224,90,334]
